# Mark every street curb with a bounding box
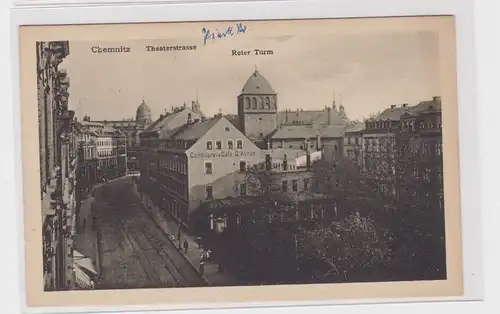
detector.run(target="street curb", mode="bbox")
[133,187,210,285]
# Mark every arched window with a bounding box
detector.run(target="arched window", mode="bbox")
[265,97,270,108]
[245,97,250,109]
[258,97,264,109]
[251,97,257,109]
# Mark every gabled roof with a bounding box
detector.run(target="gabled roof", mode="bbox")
[166,116,223,141]
[277,108,345,126]
[240,70,276,95]
[377,106,411,121]
[345,122,365,133]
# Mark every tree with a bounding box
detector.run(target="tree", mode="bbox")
[311,128,446,281]
[298,213,391,282]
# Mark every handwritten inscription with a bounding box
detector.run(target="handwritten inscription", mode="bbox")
[189,151,257,159]
[232,49,274,56]
[201,23,248,46]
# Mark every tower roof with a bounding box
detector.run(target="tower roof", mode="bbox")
[136,100,151,114]
[241,69,276,95]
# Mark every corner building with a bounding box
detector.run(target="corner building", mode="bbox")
[143,115,263,229]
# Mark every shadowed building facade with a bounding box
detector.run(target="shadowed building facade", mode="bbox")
[38,41,82,291]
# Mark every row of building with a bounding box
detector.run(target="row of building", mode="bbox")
[137,68,444,236]
[38,41,134,290]
[37,41,80,291]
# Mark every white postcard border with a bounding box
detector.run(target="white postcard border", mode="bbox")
[10,0,481,312]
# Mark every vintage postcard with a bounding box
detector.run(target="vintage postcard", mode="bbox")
[18,16,463,308]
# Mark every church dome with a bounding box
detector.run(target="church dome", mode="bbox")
[241,69,276,95]
[136,100,151,114]
[136,100,152,126]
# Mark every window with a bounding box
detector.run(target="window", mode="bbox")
[239,183,247,196]
[215,140,222,150]
[206,185,213,200]
[304,179,309,190]
[292,180,298,192]
[239,160,246,172]
[227,140,234,149]
[206,141,213,150]
[282,180,288,192]
[236,140,243,149]
[436,142,442,156]
[205,162,212,174]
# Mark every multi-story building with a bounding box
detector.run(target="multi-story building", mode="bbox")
[38,41,81,291]
[141,115,263,228]
[95,100,153,172]
[398,96,443,211]
[343,122,365,164]
[78,119,125,181]
[75,123,98,201]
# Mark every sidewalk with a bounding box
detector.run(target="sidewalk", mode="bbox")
[74,176,128,277]
[130,183,237,286]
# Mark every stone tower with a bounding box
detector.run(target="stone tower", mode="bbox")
[237,69,278,143]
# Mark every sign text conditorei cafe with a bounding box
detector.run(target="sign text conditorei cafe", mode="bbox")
[189,151,258,159]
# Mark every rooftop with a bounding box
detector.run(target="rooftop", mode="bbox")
[166,116,223,141]
[241,70,276,95]
[271,124,345,140]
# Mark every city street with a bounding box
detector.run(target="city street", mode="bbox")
[92,178,205,289]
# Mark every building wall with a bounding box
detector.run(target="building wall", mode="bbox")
[187,118,264,213]
[38,41,73,291]
[237,94,278,139]
[270,170,314,195]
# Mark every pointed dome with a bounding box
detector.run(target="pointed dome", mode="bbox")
[241,69,276,95]
[136,100,151,114]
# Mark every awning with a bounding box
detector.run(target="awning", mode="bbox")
[74,265,94,289]
[73,250,98,275]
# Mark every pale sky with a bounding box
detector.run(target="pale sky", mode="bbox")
[60,27,440,121]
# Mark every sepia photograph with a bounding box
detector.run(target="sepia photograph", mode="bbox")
[19,15,463,308]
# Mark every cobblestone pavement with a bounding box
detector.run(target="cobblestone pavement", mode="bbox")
[92,179,205,289]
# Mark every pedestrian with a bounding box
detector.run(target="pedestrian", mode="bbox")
[217,264,225,273]
[200,251,205,262]
[206,249,212,261]
[199,260,205,275]
[183,239,189,254]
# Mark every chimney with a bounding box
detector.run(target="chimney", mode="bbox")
[285,109,289,124]
[433,96,442,104]
[402,103,408,108]
[327,106,332,125]
[391,105,396,109]
[316,132,322,151]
